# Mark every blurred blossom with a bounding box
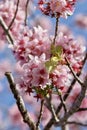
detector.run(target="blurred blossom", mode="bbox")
[0,60,12,79]
[75,14,87,29]
[30,15,53,31]
[9,104,28,130]
[15,0,36,15]
[59,24,72,36]
[0,83,3,92]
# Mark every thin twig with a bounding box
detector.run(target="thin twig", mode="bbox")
[76,107,87,112]
[61,125,69,130]
[44,75,87,130]
[56,53,87,114]
[66,121,87,126]
[25,0,30,25]
[0,16,14,45]
[46,95,59,122]
[56,88,67,114]
[60,75,87,122]
[36,99,44,130]
[53,17,59,45]
[65,57,84,86]
[5,72,36,130]
[8,0,19,30]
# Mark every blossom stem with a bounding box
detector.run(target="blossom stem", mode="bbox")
[53,17,59,45]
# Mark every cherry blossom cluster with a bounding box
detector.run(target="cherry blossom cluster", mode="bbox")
[38,0,76,18]
[0,0,86,100]
[11,25,86,99]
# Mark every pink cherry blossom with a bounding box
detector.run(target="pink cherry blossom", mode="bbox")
[0,60,12,79]
[12,25,86,98]
[12,26,51,65]
[38,0,76,18]
[55,32,86,73]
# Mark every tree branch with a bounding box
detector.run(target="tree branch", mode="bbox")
[66,121,87,126]
[61,125,69,130]
[53,17,59,45]
[25,0,30,25]
[0,16,14,45]
[60,75,87,123]
[5,72,36,130]
[46,95,59,122]
[36,99,44,130]
[8,0,20,30]
[76,107,87,112]
[65,57,84,86]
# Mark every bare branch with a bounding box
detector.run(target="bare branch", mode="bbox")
[66,121,87,126]
[8,0,19,30]
[0,16,14,45]
[61,125,69,130]
[76,107,87,112]
[25,0,30,25]
[5,72,36,130]
[56,88,67,113]
[36,99,44,130]
[46,95,59,122]
[65,57,84,86]
[44,75,87,130]
[53,17,59,45]
[60,75,87,122]
[56,53,87,114]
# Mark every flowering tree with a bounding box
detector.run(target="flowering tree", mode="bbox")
[0,0,87,130]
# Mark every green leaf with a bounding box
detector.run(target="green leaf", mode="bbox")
[45,60,56,73]
[45,45,63,73]
[51,44,63,57]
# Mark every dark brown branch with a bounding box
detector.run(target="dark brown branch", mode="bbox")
[53,17,59,45]
[46,95,59,122]
[65,57,84,86]
[66,121,87,126]
[8,0,19,30]
[36,99,44,130]
[61,125,69,130]
[60,75,87,123]
[25,0,30,25]
[77,108,87,112]
[56,52,87,114]
[44,75,87,130]
[0,16,14,45]
[56,89,67,113]
[5,72,36,130]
